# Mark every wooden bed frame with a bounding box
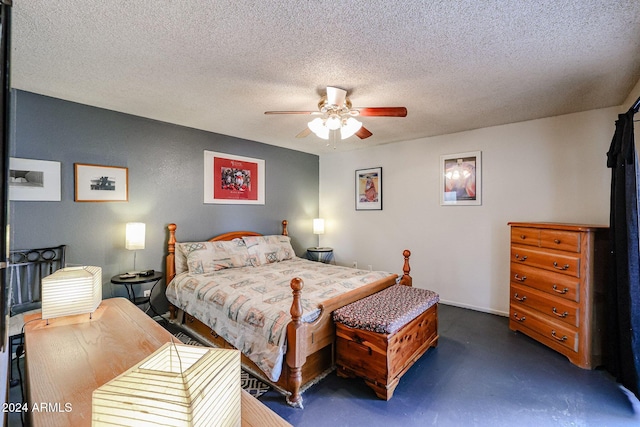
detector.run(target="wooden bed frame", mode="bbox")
[165,220,412,408]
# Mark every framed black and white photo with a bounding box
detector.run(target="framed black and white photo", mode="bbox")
[355,167,382,210]
[440,151,482,206]
[9,157,61,201]
[75,163,128,202]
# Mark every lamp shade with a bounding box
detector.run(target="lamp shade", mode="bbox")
[92,343,241,427]
[313,218,325,235]
[41,266,102,320]
[126,222,146,250]
[340,117,362,139]
[307,118,330,140]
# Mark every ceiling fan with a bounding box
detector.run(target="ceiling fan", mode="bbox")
[264,86,407,141]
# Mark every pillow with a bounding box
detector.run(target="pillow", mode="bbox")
[243,235,295,265]
[182,239,251,274]
[174,242,189,275]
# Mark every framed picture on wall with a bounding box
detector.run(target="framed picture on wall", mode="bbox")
[204,150,265,204]
[440,151,482,206]
[9,157,61,201]
[74,163,129,202]
[355,167,382,210]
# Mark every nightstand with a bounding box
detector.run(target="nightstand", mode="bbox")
[110,271,163,310]
[307,247,334,263]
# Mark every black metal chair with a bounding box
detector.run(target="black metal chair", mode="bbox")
[7,245,66,386]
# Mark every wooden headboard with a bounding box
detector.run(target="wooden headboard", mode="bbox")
[166,220,289,283]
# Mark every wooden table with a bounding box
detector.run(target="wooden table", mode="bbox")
[24,297,290,427]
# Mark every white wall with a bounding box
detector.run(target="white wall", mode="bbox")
[319,107,617,315]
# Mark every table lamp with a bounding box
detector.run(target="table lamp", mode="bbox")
[92,343,241,427]
[313,218,325,235]
[41,266,102,320]
[125,222,145,274]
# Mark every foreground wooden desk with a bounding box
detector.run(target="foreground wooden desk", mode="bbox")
[25,297,290,427]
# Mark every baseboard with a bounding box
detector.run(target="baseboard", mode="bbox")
[439,299,508,317]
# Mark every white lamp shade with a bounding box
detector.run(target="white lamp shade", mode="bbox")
[41,266,102,320]
[325,115,342,130]
[313,218,325,235]
[126,222,146,250]
[340,117,362,139]
[307,118,330,140]
[92,343,241,427]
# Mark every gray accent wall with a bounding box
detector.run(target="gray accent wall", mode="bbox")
[10,90,319,308]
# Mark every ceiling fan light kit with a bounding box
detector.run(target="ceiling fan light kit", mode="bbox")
[265,86,407,144]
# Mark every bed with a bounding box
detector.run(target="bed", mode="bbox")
[165,220,412,408]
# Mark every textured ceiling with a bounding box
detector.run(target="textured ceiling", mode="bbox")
[11,1,640,155]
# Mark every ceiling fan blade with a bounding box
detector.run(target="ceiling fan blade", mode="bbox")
[264,111,319,115]
[356,126,373,139]
[326,86,347,106]
[356,107,407,117]
[296,128,312,138]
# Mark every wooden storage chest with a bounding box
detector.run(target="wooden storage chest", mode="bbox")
[508,222,608,369]
[333,285,439,400]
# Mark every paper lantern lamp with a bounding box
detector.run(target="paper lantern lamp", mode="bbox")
[92,343,241,427]
[41,266,102,320]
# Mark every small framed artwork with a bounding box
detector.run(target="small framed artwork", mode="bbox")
[75,163,128,202]
[355,167,382,210]
[440,151,482,206]
[9,157,61,201]
[204,150,265,204]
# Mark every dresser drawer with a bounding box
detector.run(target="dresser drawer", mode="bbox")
[510,283,578,327]
[510,263,580,302]
[511,227,539,247]
[510,305,578,353]
[511,246,581,277]
[540,229,581,253]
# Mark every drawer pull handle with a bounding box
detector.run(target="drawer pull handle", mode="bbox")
[554,239,561,244]
[514,293,527,302]
[552,307,568,318]
[553,261,570,270]
[520,235,526,240]
[551,330,568,342]
[515,254,528,262]
[552,284,569,294]
[513,313,526,322]
[514,274,527,282]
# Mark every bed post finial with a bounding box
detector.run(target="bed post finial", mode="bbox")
[400,249,412,287]
[286,277,304,408]
[289,277,303,321]
[282,220,289,236]
[167,224,177,284]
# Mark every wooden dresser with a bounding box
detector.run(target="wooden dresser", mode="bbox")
[508,222,608,369]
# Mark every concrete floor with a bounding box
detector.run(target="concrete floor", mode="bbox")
[262,304,640,427]
[8,304,640,426]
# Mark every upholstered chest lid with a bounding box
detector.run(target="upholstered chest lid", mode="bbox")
[333,285,439,334]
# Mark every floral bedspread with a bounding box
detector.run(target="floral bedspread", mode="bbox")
[166,257,395,381]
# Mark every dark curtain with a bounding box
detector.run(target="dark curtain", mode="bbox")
[606,105,640,400]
